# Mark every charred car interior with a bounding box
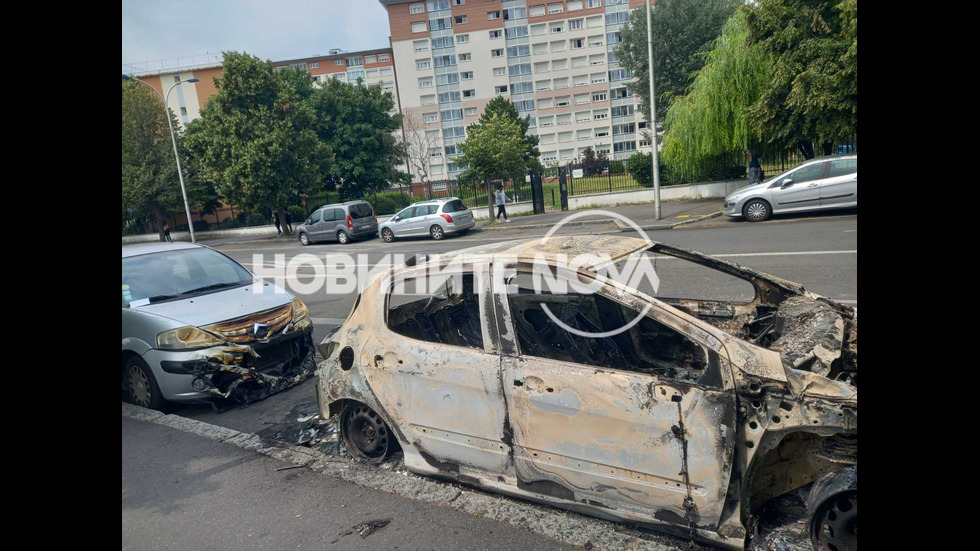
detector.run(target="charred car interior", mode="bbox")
[316,236,857,550]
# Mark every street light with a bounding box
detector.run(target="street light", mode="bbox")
[645,0,662,220]
[122,73,201,242]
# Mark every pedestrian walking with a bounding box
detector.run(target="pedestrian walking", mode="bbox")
[494,184,511,222]
[163,222,172,243]
[285,211,293,234]
[748,154,764,185]
[273,213,283,236]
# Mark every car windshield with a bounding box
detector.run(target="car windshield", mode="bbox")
[122,248,254,307]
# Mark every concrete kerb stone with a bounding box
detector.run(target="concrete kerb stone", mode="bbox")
[122,402,680,551]
[612,210,723,232]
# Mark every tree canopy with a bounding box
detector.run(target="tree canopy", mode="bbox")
[743,0,857,156]
[184,51,329,215]
[479,96,540,168]
[616,0,739,125]
[661,10,772,172]
[457,113,529,183]
[311,77,409,198]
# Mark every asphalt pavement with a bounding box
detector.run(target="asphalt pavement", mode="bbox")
[123,416,573,551]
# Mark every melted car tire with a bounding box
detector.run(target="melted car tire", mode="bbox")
[125,356,168,411]
[340,402,398,464]
[808,466,857,551]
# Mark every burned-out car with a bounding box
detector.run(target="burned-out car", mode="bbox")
[122,243,315,410]
[315,236,856,550]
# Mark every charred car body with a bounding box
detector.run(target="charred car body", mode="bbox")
[315,236,856,549]
[122,243,315,410]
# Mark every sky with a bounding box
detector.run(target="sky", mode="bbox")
[122,0,392,71]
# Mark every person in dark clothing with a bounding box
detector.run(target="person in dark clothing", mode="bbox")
[748,154,764,184]
[163,222,172,243]
[273,213,282,236]
[284,211,293,234]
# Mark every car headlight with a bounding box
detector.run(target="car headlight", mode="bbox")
[291,297,309,323]
[156,326,225,350]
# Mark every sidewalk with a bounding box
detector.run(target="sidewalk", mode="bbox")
[477,198,723,231]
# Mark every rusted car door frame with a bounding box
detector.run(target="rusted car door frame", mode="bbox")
[489,261,740,536]
[372,260,515,478]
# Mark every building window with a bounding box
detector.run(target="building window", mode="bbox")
[505,26,529,39]
[508,63,532,76]
[613,123,635,135]
[504,7,526,20]
[592,92,607,102]
[310,62,319,69]
[419,77,434,88]
[491,49,504,57]
[490,30,502,39]
[430,17,452,30]
[555,97,570,107]
[461,71,474,80]
[455,15,468,24]
[453,0,465,5]
[416,59,432,70]
[414,40,429,52]
[433,54,457,67]
[514,100,535,112]
[606,11,629,25]
[379,53,391,62]
[410,2,425,14]
[614,141,637,153]
[436,73,459,85]
[463,89,475,98]
[439,91,461,103]
[512,81,534,94]
[493,67,506,76]
[568,0,583,10]
[495,84,509,94]
[465,107,478,116]
[443,126,465,138]
[180,107,187,116]
[609,68,631,81]
[487,11,500,20]
[571,38,584,49]
[411,21,427,33]
[606,31,621,44]
[508,45,530,58]
[457,34,470,43]
[363,55,375,64]
[334,59,344,65]
[547,2,563,14]
[428,0,449,10]
[432,36,454,49]
[550,22,564,33]
[587,0,602,7]
[421,94,436,105]
[423,113,439,123]
[459,53,472,62]
[441,109,463,120]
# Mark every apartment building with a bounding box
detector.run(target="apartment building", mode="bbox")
[381,0,651,181]
[126,47,400,127]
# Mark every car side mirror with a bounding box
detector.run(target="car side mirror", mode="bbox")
[393,216,400,222]
[780,179,794,189]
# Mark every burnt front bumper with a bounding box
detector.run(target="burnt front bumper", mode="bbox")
[158,326,316,404]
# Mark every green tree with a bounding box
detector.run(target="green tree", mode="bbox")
[457,113,528,190]
[185,51,329,234]
[479,96,540,168]
[616,0,739,126]
[311,77,410,199]
[661,10,772,173]
[122,80,212,240]
[743,0,857,157]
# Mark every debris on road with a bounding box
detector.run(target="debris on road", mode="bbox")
[274,464,305,472]
[331,518,392,543]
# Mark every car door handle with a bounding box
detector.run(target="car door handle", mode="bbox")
[806,183,819,188]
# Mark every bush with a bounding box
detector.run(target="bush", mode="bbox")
[626,153,653,187]
[288,205,308,223]
[371,192,412,215]
[609,160,625,174]
[245,212,268,227]
[175,220,211,232]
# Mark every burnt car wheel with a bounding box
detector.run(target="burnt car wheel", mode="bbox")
[299,232,311,246]
[337,231,350,244]
[743,199,772,222]
[340,402,397,464]
[808,467,857,551]
[429,225,444,240]
[125,356,167,411]
[381,228,395,243]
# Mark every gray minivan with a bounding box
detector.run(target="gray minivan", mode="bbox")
[296,201,378,245]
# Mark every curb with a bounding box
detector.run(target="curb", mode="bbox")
[477,218,615,232]
[614,210,724,232]
[123,402,682,551]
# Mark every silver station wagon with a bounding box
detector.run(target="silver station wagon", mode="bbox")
[378,197,475,242]
[724,155,857,222]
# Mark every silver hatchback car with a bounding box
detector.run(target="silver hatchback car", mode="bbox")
[724,154,857,222]
[122,243,314,410]
[378,197,476,242]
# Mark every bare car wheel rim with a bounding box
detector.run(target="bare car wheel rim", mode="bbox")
[746,202,768,221]
[431,226,443,239]
[814,492,857,551]
[382,229,393,242]
[343,406,390,459]
[128,365,151,407]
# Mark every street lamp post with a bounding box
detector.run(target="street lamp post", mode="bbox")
[646,0,662,220]
[122,74,200,242]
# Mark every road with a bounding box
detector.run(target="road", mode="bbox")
[124,209,856,550]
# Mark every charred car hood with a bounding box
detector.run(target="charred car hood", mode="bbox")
[131,280,291,327]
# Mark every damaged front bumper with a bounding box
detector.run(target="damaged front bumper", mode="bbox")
[145,325,316,404]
